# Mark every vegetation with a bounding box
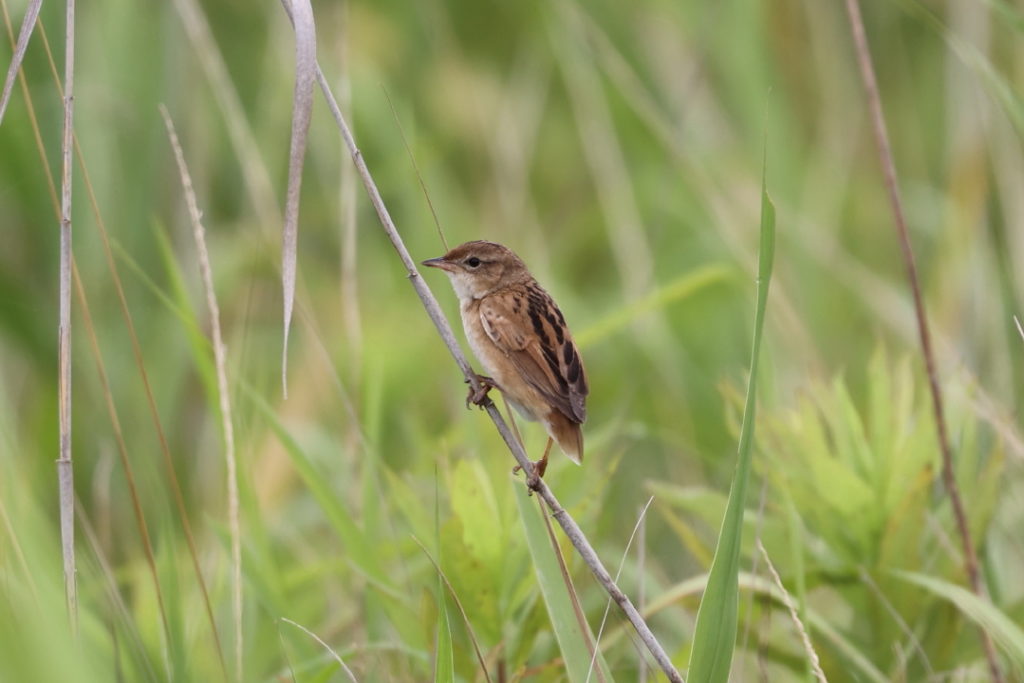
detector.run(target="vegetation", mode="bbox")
[1,0,1022,680]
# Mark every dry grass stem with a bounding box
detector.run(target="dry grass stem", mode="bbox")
[1015,315,1023,343]
[280,618,359,683]
[411,536,494,683]
[539,495,605,683]
[14,9,229,671]
[279,12,683,675]
[73,260,173,650]
[757,541,827,683]
[383,86,449,252]
[586,496,654,683]
[160,105,243,682]
[0,0,41,124]
[170,0,280,226]
[842,1,1002,679]
[57,0,77,633]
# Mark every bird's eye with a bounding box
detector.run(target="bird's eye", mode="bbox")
[466,257,482,268]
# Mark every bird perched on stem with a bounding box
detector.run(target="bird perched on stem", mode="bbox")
[423,241,588,484]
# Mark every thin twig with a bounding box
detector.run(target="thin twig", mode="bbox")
[74,260,173,654]
[382,86,449,252]
[539,495,605,683]
[637,501,648,683]
[587,497,654,683]
[411,535,494,683]
[57,0,77,633]
[279,10,682,677]
[279,618,359,683]
[160,105,242,682]
[842,2,1002,680]
[756,541,827,683]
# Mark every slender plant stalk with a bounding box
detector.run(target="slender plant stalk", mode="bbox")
[280,618,359,683]
[757,541,827,683]
[57,0,77,633]
[279,21,683,681]
[411,536,494,683]
[842,1,1003,680]
[160,106,243,682]
[16,11,229,673]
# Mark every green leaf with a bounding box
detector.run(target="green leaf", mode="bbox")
[514,485,613,683]
[687,154,775,682]
[894,570,1024,668]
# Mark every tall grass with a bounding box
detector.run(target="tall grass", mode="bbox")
[1,0,1022,680]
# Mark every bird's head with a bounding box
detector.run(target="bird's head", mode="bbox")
[422,241,529,300]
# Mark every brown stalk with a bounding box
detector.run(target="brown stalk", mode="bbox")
[274,5,683,676]
[19,13,229,676]
[57,0,77,633]
[74,260,173,653]
[538,496,605,683]
[842,1,1003,680]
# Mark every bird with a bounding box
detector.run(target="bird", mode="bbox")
[422,240,588,482]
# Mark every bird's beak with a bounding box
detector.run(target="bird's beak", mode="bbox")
[421,257,455,272]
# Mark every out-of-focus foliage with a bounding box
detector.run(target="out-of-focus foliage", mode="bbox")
[1,0,1022,679]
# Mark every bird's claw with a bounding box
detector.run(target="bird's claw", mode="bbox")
[465,374,496,409]
[512,458,547,495]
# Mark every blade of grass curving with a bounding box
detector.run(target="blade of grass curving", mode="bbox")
[757,541,827,683]
[895,571,1024,668]
[515,486,611,683]
[1014,315,1023,342]
[411,536,492,683]
[382,86,448,252]
[161,106,243,682]
[246,388,397,597]
[171,0,280,227]
[844,2,1003,679]
[687,153,775,682]
[587,498,654,683]
[56,0,77,632]
[74,498,162,683]
[575,264,732,349]
[279,0,316,397]
[0,0,41,125]
[280,618,359,683]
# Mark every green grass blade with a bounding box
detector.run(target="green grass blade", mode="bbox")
[687,162,775,682]
[895,570,1024,668]
[433,576,455,683]
[575,264,733,349]
[514,485,613,683]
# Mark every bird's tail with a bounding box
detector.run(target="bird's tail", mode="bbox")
[547,411,583,465]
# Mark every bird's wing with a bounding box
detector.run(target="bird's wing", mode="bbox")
[479,285,588,423]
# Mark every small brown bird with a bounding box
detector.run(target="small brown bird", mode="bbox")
[423,241,588,480]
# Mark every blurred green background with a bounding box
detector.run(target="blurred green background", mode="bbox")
[1,0,1022,680]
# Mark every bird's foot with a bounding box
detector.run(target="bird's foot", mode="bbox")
[465,374,496,409]
[512,457,548,494]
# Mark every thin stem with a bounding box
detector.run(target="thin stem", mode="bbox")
[278,7,681,676]
[161,106,242,682]
[842,1,1002,680]
[57,0,77,633]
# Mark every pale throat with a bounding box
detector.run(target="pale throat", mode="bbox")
[446,271,487,302]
